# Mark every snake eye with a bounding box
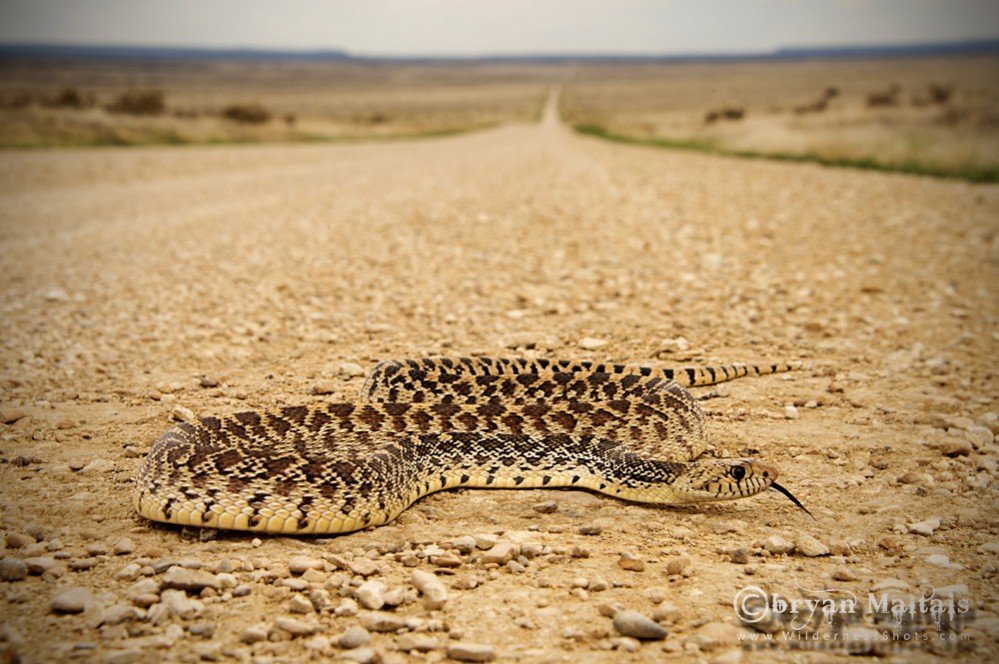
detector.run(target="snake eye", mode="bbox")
[730,465,747,482]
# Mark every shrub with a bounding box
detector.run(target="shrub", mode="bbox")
[866,85,901,108]
[44,87,92,109]
[108,89,166,115]
[222,103,270,124]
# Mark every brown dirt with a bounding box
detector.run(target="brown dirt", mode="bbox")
[1,96,998,663]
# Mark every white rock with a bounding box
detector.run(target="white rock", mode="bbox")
[51,587,94,613]
[355,580,386,610]
[795,534,829,557]
[578,337,608,350]
[410,569,448,609]
[909,517,941,536]
[613,610,668,639]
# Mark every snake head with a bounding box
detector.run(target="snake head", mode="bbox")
[678,458,778,501]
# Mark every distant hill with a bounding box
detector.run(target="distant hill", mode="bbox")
[0,39,997,63]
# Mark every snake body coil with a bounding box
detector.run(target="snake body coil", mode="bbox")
[135,357,795,534]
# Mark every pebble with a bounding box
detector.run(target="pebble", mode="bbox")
[51,587,94,613]
[240,624,269,644]
[651,601,681,624]
[471,533,498,549]
[112,538,135,555]
[578,337,608,350]
[937,438,973,457]
[79,459,115,473]
[115,563,142,581]
[274,616,319,637]
[161,566,219,592]
[447,536,477,554]
[288,555,325,574]
[289,594,314,614]
[396,632,438,652]
[358,610,406,632]
[794,534,829,557]
[578,523,603,536]
[729,548,749,564]
[763,536,795,555]
[170,406,195,422]
[339,362,366,377]
[532,500,558,514]
[909,517,941,536]
[411,569,448,609]
[348,558,379,577]
[480,541,519,564]
[617,553,645,572]
[311,382,336,395]
[339,626,371,649]
[5,532,36,548]
[340,647,378,664]
[356,580,386,610]
[965,426,994,448]
[159,589,204,619]
[446,642,496,662]
[784,405,799,420]
[23,556,57,575]
[872,578,908,591]
[612,610,668,640]
[0,557,28,581]
[0,407,28,424]
[665,556,691,575]
[832,567,857,582]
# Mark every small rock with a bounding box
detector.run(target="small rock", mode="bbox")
[339,362,366,377]
[832,567,857,582]
[795,534,829,557]
[937,438,973,457]
[289,594,314,614]
[79,459,115,473]
[729,548,749,564]
[480,541,519,565]
[578,337,608,350]
[651,601,681,624]
[340,647,378,663]
[872,578,908,591]
[660,337,689,353]
[396,632,438,652]
[471,533,497,549]
[274,616,319,637]
[909,517,941,536]
[356,580,386,610]
[339,625,371,649]
[161,566,219,592]
[115,563,142,581]
[358,610,406,632]
[160,588,204,619]
[348,558,379,577]
[288,555,325,575]
[446,642,496,662]
[240,624,269,644]
[617,553,645,572]
[0,407,28,424]
[5,532,36,548]
[23,557,57,575]
[170,406,195,422]
[111,538,135,555]
[532,501,558,514]
[578,523,603,536]
[965,426,994,448]
[613,609,668,640]
[665,556,691,575]
[784,405,799,420]
[763,536,795,556]
[411,569,448,609]
[0,558,28,581]
[311,382,336,396]
[51,587,94,613]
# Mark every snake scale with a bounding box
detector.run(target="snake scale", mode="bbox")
[135,357,806,534]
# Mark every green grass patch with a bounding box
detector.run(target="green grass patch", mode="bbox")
[573,124,999,184]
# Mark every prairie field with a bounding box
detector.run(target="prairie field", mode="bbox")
[562,55,999,180]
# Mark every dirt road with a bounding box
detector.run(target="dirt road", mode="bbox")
[1,97,997,663]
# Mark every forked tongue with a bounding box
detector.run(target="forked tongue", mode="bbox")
[770,482,815,520]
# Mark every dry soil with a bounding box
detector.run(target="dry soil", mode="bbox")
[1,96,997,663]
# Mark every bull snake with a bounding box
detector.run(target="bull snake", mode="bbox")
[135,357,806,534]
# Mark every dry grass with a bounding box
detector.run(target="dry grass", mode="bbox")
[562,55,999,180]
[0,58,559,147]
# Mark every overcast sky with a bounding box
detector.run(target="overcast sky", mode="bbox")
[0,0,997,57]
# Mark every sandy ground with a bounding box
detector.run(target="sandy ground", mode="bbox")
[1,95,998,664]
